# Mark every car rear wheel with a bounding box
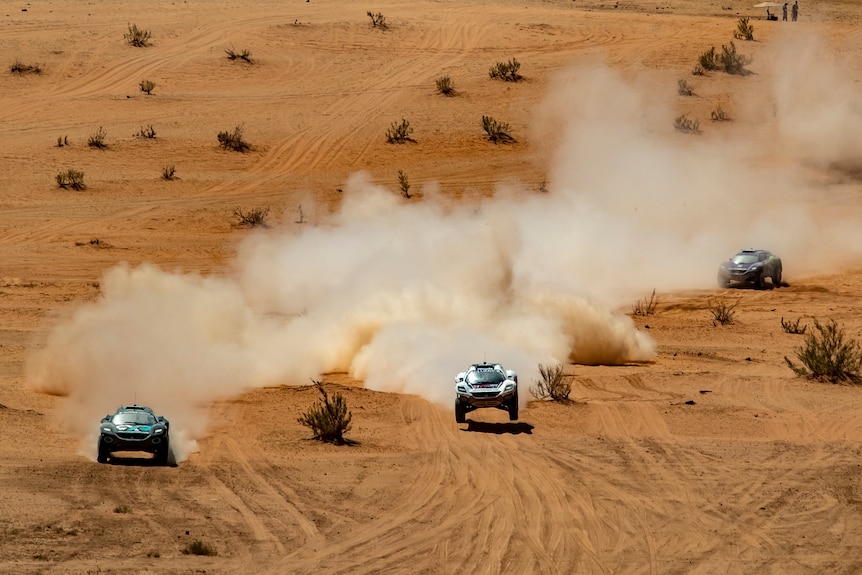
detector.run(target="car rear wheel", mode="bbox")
[455,399,466,424]
[773,265,782,287]
[155,441,170,466]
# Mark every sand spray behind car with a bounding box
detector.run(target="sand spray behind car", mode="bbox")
[26,32,862,459]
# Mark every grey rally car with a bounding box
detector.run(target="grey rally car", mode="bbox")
[454,363,519,423]
[98,405,170,464]
[718,249,782,289]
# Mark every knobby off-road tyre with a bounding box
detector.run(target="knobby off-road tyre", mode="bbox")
[455,399,466,424]
[97,441,110,464]
[508,395,519,421]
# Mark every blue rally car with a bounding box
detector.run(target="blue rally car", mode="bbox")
[718,249,783,289]
[98,405,170,465]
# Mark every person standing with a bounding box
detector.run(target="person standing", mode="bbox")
[782,2,788,20]
[792,0,798,21]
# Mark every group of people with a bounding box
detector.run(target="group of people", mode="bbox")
[767,1,798,21]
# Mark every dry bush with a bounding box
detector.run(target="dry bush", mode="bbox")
[88,126,107,148]
[397,169,411,198]
[135,124,156,139]
[233,206,269,227]
[632,289,659,316]
[297,382,353,444]
[691,64,705,76]
[139,79,155,95]
[56,135,69,147]
[225,47,253,63]
[367,11,389,29]
[385,118,414,143]
[530,363,572,402]
[182,540,217,556]
[162,165,176,180]
[719,41,750,75]
[733,17,755,41]
[785,318,862,382]
[710,104,730,122]
[124,24,151,47]
[113,505,130,514]
[482,115,515,144]
[698,46,720,71]
[708,298,737,325]
[781,317,807,335]
[56,169,86,191]
[677,79,694,96]
[218,125,251,152]
[489,58,522,82]
[435,75,455,96]
[10,60,41,74]
[674,115,700,133]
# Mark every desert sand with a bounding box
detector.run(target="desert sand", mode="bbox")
[3,0,862,572]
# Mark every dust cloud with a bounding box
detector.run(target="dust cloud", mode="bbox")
[26,37,862,457]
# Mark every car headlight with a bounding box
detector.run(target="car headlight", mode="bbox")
[503,383,515,391]
[154,428,164,434]
[101,427,111,433]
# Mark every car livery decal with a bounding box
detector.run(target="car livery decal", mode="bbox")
[115,425,153,433]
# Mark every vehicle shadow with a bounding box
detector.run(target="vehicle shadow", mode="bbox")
[462,421,534,435]
[104,457,177,468]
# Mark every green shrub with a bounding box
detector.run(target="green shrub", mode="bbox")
[139,79,155,95]
[708,298,737,325]
[719,41,750,75]
[233,206,269,227]
[481,115,514,143]
[674,114,699,133]
[733,17,754,41]
[397,169,411,198]
[530,363,572,402]
[88,126,107,148]
[367,11,388,29]
[218,125,251,152]
[385,118,414,143]
[632,289,659,316]
[435,75,455,96]
[489,58,522,82]
[124,24,151,47]
[297,382,353,444]
[182,540,217,556]
[781,317,807,335]
[225,47,253,63]
[56,169,86,190]
[785,319,862,382]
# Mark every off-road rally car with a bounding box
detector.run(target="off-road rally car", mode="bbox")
[718,249,783,289]
[98,405,170,465]
[454,363,519,423]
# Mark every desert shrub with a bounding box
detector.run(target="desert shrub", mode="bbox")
[217,125,251,152]
[124,24,151,47]
[482,115,515,144]
[385,118,414,143]
[698,46,720,71]
[397,169,411,198]
[530,363,572,402]
[10,60,41,74]
[113,505,130,514]
[677,79,694,96]
[56,135,68,147]
[225,47,253,63]
[56,169,86,190]
[674,114,700,133]
[733,17,754,41]
[367,11,388,29]
[135,124,156,139]
[297,382,353,444]
[233,206,269,227]
[632,289,659,316]
[162,165,176,180]
[139,79,155,95]
[691,64,705,76]
[719,41,750,75]
[781,317,807,335]
[785,318,862,382]
[436,75,455,96]
[88,126,107,148]
[182,540,217,556]
[295,204,305,224]
[710,104,730,121]
[708,298,737,325]
[489,58,522,82]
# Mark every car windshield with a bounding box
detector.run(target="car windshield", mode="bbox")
[732,254,759,264]
[466,370,505,385]
[113,412,157,425]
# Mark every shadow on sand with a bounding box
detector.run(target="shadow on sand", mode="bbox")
[462,421,534,435]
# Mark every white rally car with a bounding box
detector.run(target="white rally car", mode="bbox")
[454,363,518,423]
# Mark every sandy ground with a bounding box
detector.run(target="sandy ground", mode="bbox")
[3,0,862,573]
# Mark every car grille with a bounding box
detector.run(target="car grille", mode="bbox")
[116,432,148,440]
[471,391,500,399]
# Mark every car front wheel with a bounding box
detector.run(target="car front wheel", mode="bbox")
[508,394,519,421]
[97,441,110,464]
[455,399,466,424]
